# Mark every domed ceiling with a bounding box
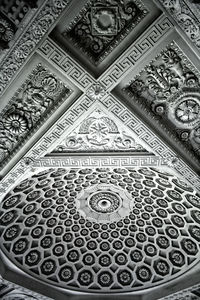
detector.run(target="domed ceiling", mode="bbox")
[0,1,200,300]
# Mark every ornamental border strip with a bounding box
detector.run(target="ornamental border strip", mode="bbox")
[99,14,173,90]
[0,93,200,196]
[158,0,200,51]
[33,156,164,168]
[37,37,95,90]
[0,0,71,96]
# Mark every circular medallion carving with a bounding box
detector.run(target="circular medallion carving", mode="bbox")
[88,191,121,213]
[0,167,200,293]
[175,99,200,123]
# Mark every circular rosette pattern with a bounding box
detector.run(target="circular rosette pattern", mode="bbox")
[0,167,200,293]
[76,184,133,223]
[169,92,200,128]
[4,113,28,134]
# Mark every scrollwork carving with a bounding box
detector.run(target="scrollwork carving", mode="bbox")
[0,64,71,167]
[63,0,148,64]
[51,109,148,153]
[0,0,70,95]
[160,0,200,49]
[0,16,14,50]
[124,43,200,158]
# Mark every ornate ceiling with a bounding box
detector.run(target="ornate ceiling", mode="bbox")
[0,0,200,299]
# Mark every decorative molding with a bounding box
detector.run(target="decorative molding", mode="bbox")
[0,16,15,50]
[0,0,70,96]
[0,93,200,195]
[124,41,200,160]
[99,95,200,190]
[0,275,52,300]
[0,64,72,168]
[159,0,200,50]
[50,108,149,154]
[37,37,95,90]
[62,0,148,65]
[99,14,173,90]
[0,0,39,53]
[159,283,200,300]
[33,156,164,168]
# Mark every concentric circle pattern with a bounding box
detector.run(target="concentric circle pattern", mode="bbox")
[0,167,200,293]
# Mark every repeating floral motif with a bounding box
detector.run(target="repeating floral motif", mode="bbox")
[125,43,200,158]
[160,0,200,49]
[0,64,71,167]
[63,0,148,64]
[0,17,14,49]
[0,167,200,292]
[51,109,147,153]
[0,0,70,95]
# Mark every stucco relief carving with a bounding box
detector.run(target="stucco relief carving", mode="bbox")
[63,0,148,64]
[51,110,148,153]
[0,167,200,293]
[0,64,71,167]
[0,0,70,96]
[0,17,14,50]
[124,43,200,157]
[159,0,200,49]
[0,0,38,52]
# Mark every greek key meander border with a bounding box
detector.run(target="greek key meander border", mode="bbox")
[33,156,165,168]
[100,95,200,188]
[37,14,173,91]
[37,38,95,90]
[99,15,173,90]
[0,0,71,96]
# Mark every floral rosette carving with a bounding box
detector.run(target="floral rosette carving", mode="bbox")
[52,110,147,154]
[0,64,71,167]
[0,17,14,47]
[125,43,200,158]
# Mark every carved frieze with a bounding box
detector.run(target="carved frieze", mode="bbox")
[62,0,148,65]
[0,15,15,50]
[124,42,200,159]
[0,0,70,96]
[159,0,200,50]
[0,0,38,51]
[0,64,71,168]
[50,109,148,154]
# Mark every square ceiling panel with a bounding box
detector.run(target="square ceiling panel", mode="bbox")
[51,0,161,77]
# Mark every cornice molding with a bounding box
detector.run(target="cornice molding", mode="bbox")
[158,0,200,51]
[0,0,70,96]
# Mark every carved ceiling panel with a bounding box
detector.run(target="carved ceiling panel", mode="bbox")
[1,167,200,295]
[0,63,73,170]
[123,42,200,163]
[0,0,200,299]
[51,0,161,76]
[50,108,150,154]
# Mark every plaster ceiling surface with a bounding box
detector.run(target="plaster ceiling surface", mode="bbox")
[0,0,200,300]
